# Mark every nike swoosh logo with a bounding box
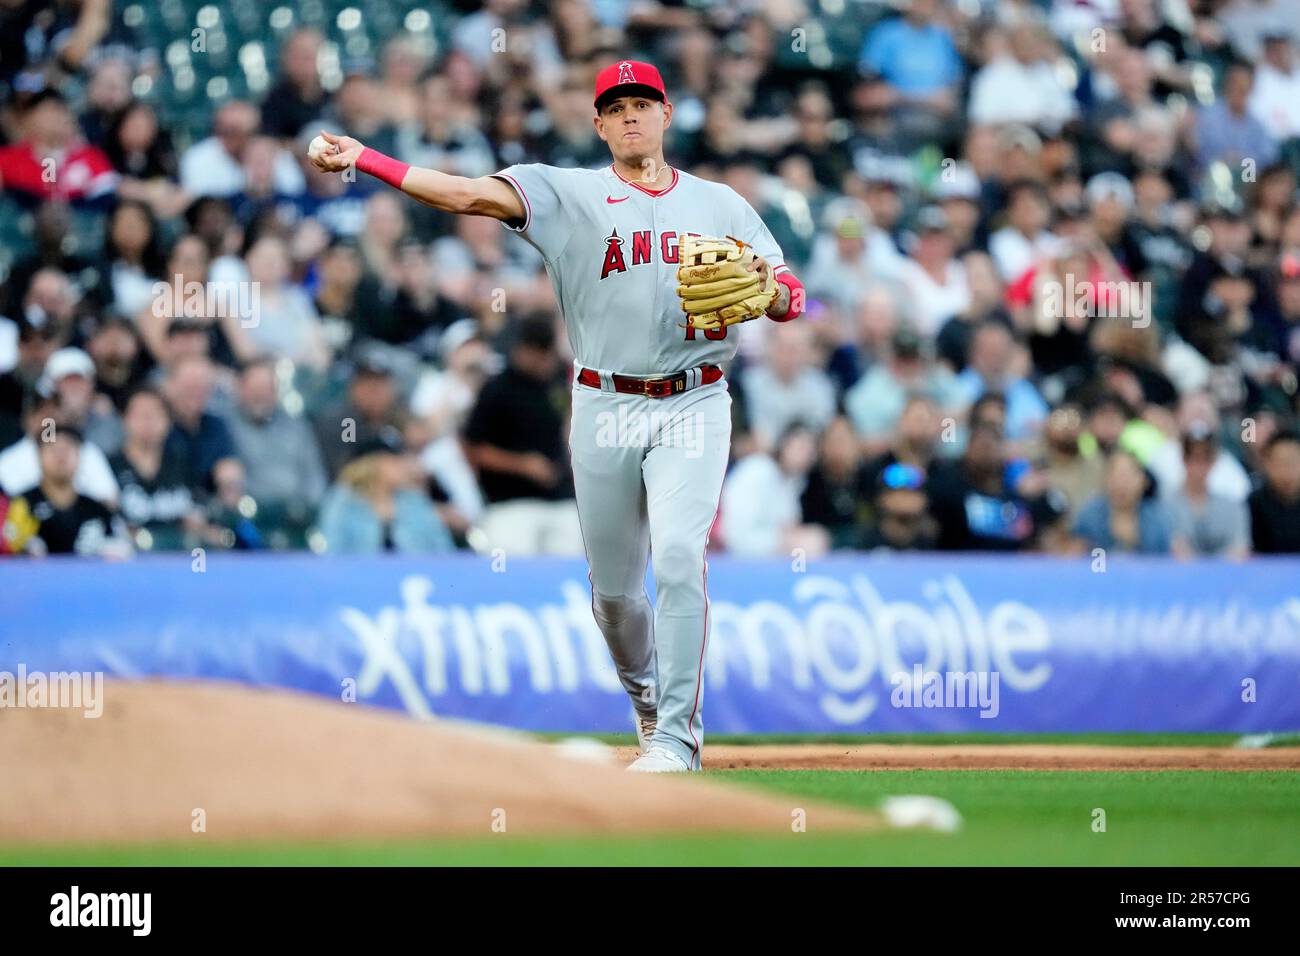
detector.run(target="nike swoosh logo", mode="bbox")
[606,196,629,204]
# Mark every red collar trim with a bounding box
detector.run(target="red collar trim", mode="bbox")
[611,165,678,197]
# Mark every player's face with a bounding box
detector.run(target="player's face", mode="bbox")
[594,96,672,163]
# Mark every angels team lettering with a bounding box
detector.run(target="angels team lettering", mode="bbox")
[600,229,684,279]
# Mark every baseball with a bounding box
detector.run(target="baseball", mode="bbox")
[307,134,332,163]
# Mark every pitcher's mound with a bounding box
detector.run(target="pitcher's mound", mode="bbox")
[0,680,873,844]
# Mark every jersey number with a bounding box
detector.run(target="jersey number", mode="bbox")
[684,324,727,341]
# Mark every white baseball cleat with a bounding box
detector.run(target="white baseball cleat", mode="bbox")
[634,713,657,753]
[627,746,690,773]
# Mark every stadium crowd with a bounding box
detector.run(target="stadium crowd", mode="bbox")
[1,0,1299,559]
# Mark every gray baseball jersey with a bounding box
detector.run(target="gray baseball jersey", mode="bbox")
[493,164,787,375]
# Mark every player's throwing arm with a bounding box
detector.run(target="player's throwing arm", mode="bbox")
[308,129,524,222]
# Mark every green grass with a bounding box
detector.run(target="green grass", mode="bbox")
[7,770,1298,866]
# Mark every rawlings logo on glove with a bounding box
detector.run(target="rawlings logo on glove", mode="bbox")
[677,234,777,331]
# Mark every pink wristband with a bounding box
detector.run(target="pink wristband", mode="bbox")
[355,147,411,189]
[772,270,805,322]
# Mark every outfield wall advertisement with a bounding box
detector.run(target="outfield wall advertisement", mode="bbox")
[5,553,1299,733]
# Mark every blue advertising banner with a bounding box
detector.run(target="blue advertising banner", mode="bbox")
[4,553,1298,733]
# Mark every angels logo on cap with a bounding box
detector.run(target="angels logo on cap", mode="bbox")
[594,59,666,109]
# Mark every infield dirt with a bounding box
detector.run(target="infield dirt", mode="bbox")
[0,680,873,845]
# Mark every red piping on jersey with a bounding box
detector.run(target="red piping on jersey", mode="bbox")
[771,270,805,322]
[686,497,722,768]
[495,173,532,231]
[610,164,679,197]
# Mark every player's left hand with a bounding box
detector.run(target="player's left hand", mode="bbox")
[747,254,792,318]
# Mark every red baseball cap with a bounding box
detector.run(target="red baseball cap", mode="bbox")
[593,60,666,110]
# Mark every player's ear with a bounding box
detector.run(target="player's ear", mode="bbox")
[593,112,608,142]
[662,101,673,130]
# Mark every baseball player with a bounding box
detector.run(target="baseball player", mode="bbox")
[310,60,804,772]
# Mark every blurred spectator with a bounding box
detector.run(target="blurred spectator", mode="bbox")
[928,421,1063,551]
[0,315,62,449]
[80,55,134,147]
[204,456,264,550]
[101,198,164,319]
[85,315,144,413]
[464,318,581,556]
[225,357,328,522]
[968,22,1075,131]
[395,72,495,179]
[241,234,331,370]
[1247,429,1300,553]
[1073,450,1174,554]
[408,322,493,528]
[179,100,304,199]
[1147,393,1253,501]
[1040,403,1105,521]
[990,181,1059,282]
[162,355,238,494]
[1194,60,1279,177]
[846,324,961,454]
[800,416,874,550]
[313,350,404,479]
[722,424,828,558]
[103,100,186,217]
[779,86,852,192]
[897,206,972,335]
[0,201,101,318]
[109,388,199,552]
[0,393,118,504]
[138,233,257,373]
[862,461,937,551]
[312,237,366,344]
[936,165,985,257]
[1249,29,1300,142]
[1168,423,1252,559]
[313,66,400,160]
[38,346,121,455]
[954,322,1049,441]
[377,35,429,128]
[22,425,130,557]
[864,393,943,489]
[0,89,117,206]
[261,28,328,141]
[1081,391,1146,464]
[805,199,903,315]
[936,251,1007,371]
[410,320,496,438]
[859,0,962,145]
[741,321,836,449]
[318,436,453,554]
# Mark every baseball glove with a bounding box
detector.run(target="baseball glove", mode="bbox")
[677,234,777,331]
